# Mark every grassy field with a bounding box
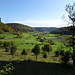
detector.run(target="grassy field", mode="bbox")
[0,32,74,75]
[0,32,71,61]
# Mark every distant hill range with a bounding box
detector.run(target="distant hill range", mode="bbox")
[34,27,57,32]
[50,26,75,35]
[0,22,74,34]
[6,23,35,32]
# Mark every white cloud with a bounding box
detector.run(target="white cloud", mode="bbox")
[13,19,68,27]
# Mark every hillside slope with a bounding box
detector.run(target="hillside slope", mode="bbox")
[51,26,75,35]
[0,22,14,33]
[6,23,35,32]
[34,27,57,32]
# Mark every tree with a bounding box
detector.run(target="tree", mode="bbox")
[42,43,52,54]
[32,44,40,60]
[3,41,11,52]
[60,51,71,65]
[65,2,75,65]
[10,45,17,58]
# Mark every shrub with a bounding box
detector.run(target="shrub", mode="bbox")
[10,45,17,58]
[48,40,55,45]
[0,41,2,48]
[60,50,64,56]
[42,43,52,54]
[21,49,27,55]
[43,52,47,58]
[39,39,44,42]
[0,63,15,75]
[55,50,59,57]
[60,51,71,65]
[3,41,11,52]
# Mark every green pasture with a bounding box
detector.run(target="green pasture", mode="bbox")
[0,32,72,62]
[0,32,70,51]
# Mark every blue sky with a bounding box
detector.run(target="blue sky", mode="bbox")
[0,0,74,27]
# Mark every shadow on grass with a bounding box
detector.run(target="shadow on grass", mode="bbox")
[0,60,75,75]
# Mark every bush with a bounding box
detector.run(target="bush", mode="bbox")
[10,45,17,57]
[43,52,47,58]
[42,43,52,54]
[21,49,27,55]
[60,50,64,56]
[3,41,11,52]
[0,63,15,75]
[0,41,2,48]
[60,51,71,65]
[48,40,55,45]
[55,50,59,57]
[39,39,44,42]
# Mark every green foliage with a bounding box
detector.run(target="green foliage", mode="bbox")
[21,48,27,55]
[0,63,15,75]
[60,51,72,64]
[0,41,2,47]
[32,44,40,59]
[10,44,17,57]
[39,39,44,42]
[3,41,11,52]
[43,52,47,58]
[0,36,5,39]
[38,35,43,39]
[48,40,55,45]
[3,41,15,52]
[56,45,72,64]
[55,50,59,57]
[42,43,52,54]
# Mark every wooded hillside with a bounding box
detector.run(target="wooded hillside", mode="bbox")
[50,26,75,35]
[34,27,57,32]
[6,23,36,32]
[0,22,14,33]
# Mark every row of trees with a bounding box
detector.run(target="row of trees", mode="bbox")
[0,40,52,59]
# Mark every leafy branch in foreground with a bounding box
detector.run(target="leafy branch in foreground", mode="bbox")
[0,63,15,75]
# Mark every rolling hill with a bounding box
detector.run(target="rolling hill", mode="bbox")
[50,26,75,35]
[34,27,57,32]
[6,23,36,32]
[0,22,14,33]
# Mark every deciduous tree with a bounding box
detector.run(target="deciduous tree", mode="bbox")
[42,43,52,54]
[32,44,40,60]
[65,2,75,65]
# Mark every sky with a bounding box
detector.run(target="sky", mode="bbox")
[0,0,75,27]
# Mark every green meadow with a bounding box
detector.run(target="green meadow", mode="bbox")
[0,32,74,75]
[0,32,71,62]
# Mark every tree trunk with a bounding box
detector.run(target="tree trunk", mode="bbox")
[36,55,37,60]
[73,57,75,66]
[72,23,75,66]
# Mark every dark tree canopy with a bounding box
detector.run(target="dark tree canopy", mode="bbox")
[42,43,52,54]
[32,44,40,59]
